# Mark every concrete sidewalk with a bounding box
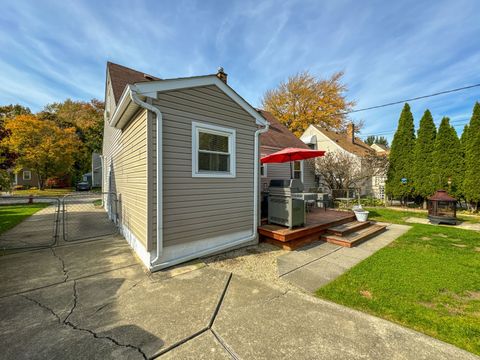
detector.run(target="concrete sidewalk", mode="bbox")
[0,233,478,359]
[0,203,59,249]
[277,223,411,292]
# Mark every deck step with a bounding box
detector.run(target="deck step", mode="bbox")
[327,221,372,236]
[321,224,388,248]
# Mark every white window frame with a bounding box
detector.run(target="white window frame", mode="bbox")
[192,121,236,178]
[292,160,304,182]
[260,154,267,178]
[23,170,32,181]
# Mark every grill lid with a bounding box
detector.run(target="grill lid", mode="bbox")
[268,179,304,193]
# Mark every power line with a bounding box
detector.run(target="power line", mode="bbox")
[361,120,470,137]
[344,83,480,115]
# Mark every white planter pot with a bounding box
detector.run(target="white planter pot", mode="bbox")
[354,210,369,222]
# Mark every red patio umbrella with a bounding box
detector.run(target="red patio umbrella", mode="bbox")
[261,147,325,179]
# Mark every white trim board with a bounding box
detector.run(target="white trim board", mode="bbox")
[191,121,236,178]
[134,76,268,126]
[153,229,256,270]
[120,224,151,269]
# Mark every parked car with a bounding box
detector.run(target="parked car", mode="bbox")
[76,181,91,191]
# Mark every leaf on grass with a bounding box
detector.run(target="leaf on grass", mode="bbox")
[359,290,373,299]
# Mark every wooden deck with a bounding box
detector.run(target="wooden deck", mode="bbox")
[258,209,356,250]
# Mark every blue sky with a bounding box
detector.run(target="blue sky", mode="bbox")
[1,0,479,140]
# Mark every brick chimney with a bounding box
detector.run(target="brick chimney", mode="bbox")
[346,123,355,143]
[216,67,227,84]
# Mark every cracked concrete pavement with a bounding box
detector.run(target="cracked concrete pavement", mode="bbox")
[0,226,479,358]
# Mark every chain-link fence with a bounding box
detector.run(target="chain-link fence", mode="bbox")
[0,191,119,252]
[0,196,61,251]
[62,192,119,242]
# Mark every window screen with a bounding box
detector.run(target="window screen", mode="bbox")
[198,131,230,172]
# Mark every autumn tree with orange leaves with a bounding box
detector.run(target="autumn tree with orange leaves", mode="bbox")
[262,71,356,136]
[3,114,81,189]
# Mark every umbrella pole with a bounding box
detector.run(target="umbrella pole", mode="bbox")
[290,153,293,179]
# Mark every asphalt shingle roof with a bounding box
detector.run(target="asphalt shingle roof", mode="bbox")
[312,124,374,156]
[259,110,309,149]
[107,62,160,104]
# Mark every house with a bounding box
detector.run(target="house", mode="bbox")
[12,168,38,188]
[370,143,389,155]
[91,152,102,188]
[102,62,269,271]
[11,167,71,189]
[370,143,389,200]
[300,123,386,199]
[258,110,316,192]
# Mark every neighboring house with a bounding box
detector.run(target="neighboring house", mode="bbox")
[102,62,269,271]
[370,143,389,200]
[11,168,71,189]
[259,110,316,192]
[91,152,102,188]
[12,168,38,188]
[370,143,389,155]
[300,123,386,198]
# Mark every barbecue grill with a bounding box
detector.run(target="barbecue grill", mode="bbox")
[268,179,306,228]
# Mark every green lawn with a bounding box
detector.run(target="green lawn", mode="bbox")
[92,199,103,206]
[366,207,480,225]
[11,188,73,197]
[0,203,50,235]
[316,211,480,355]
[366,207,427,224]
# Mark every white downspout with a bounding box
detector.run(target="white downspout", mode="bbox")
[130,87,164,267]
[252,123,270,235]
[132,82,268,270]
[149,121,269,271]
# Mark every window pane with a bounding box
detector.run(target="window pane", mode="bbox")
[199,153,230,172]
[199,132,229,152]
[294,161,301,170]
[293,171,301,179]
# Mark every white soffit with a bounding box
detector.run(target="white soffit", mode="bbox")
[134,76,268,126]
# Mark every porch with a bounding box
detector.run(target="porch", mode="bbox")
[258,208,356,250]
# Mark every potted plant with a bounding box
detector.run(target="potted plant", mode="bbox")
[352,204,369,222]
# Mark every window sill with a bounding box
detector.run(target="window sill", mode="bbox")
[192,171,236,178]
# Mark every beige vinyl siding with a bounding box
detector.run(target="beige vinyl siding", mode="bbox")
[150,85,256,248]
[302,161,317,191]
[260,146,317,191]
[102,82,149,248]
[260,146,291,190]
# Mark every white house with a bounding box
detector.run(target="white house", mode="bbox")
[300,123,387,199]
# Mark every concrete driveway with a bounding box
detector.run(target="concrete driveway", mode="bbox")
[0,235,478,359]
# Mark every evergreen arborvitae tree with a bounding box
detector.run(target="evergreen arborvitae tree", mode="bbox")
[365,135,389,147]
[460,124,470,150]
[386,103,416,199]
[464,102,480,208]
[432,117,464,197]
[413,110,436,202]
[459,124,470,199]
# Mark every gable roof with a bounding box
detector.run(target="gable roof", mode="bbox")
[259,110,309,149]
[107,62,160,104]
[373,143,388,151]
[312,124,373,156]
[107,62,268,128]
[372,143,389,151]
